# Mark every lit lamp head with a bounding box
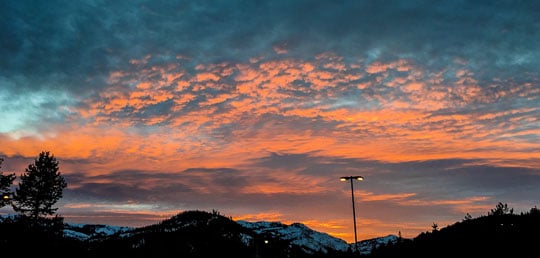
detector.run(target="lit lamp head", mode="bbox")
[340,176,364,181]
[2,193,10,200]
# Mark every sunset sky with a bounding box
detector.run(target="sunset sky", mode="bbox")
[1,0,539,242]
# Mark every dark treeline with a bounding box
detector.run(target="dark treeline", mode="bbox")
[369,203,540,257]
[1,153,539,257]
[1,204,539,257]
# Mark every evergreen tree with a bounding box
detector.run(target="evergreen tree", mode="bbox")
[0,157,16,207]
[431,222,438,232]
[12,151,67,220]
[489,202,513,216]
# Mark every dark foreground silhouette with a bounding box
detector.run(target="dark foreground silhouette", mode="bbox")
[1,204,539,257]
[370,205,540,257]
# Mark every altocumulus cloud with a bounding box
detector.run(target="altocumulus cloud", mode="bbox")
[1,0,539,138]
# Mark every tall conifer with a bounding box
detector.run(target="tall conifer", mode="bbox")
[12,151,67,220]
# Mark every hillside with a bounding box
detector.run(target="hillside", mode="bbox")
[1,210,390,257]
[1,204,538,257]
[72,210,395,257]
[368,205,540,257]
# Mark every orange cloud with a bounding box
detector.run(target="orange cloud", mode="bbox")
[358,192,418,202]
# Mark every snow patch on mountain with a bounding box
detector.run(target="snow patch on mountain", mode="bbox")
[238,220,350,254]
[63,223,133,241]
[356,234,399,255]
[238,220,400,255]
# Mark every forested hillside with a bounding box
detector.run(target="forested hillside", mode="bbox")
[1,203,538,257]
[368,203,540,257]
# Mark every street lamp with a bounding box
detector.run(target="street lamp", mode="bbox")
[340,176,364,254]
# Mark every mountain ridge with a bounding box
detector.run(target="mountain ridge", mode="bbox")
[57,210,398,255]
[2,204,538,257]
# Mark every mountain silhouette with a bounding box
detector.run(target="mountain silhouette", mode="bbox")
[68,209,394,257]
[1,204,538,257]
[369,205,540,257]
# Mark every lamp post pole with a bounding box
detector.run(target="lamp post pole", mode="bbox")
[340,176,364,255]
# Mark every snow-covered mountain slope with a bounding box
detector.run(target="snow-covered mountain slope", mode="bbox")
[238,220,398,255]
[355,234,399,255]
[63,223,133,241]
